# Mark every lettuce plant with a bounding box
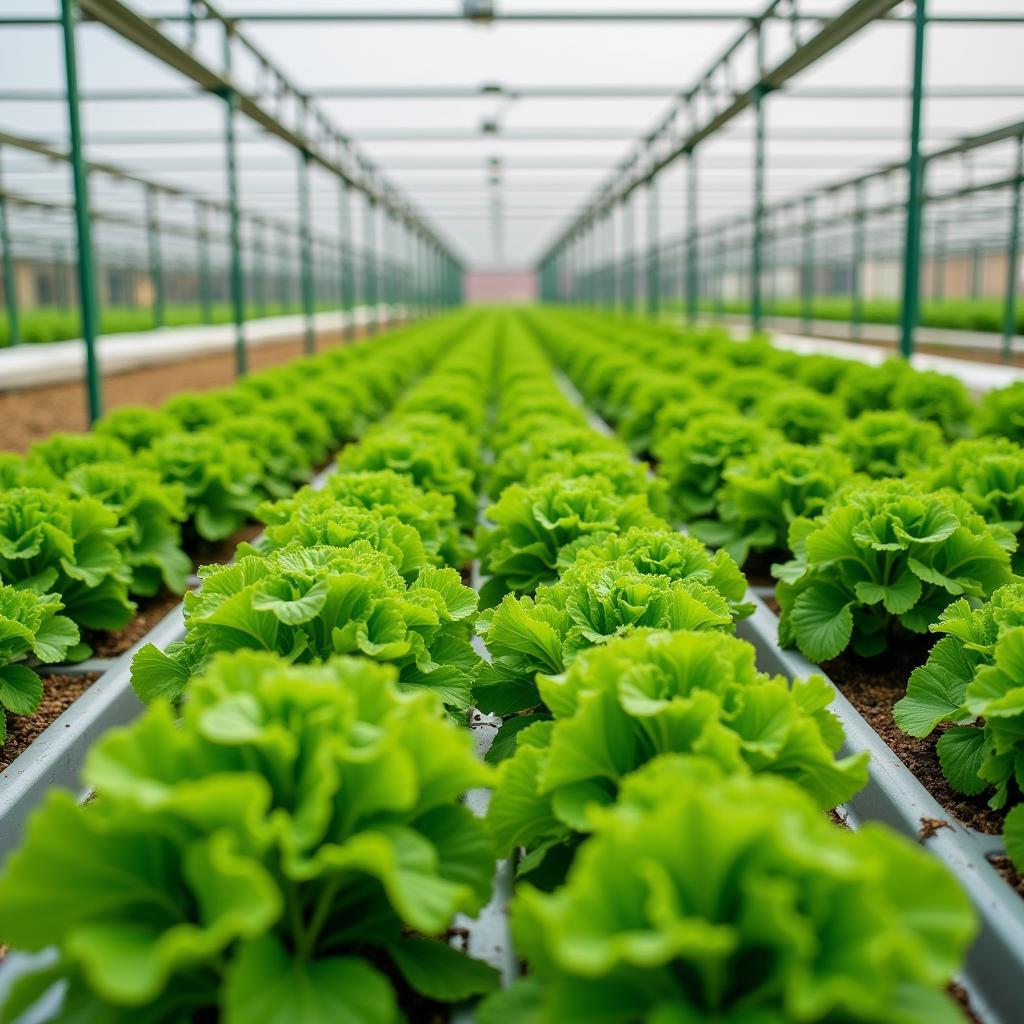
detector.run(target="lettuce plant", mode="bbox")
[141,432,262,542]
[213,415,311,500]
[917,437,1024,572]
[0,652,498,1022]
[894,582,1024,868]
[0,453,47,490]
[834,410,942,478]
[0,488,135,633]
[477,474,664,606]
[891,369,973,438]
[0,584,80,741]
[650,395,736,449]
[265,398,333,465]
[488,426,620,499]
[975,379,1024,445]
[759,386,843,444]
[162,390,232,431]
[616,375,698,452]
[486,630,867,870]
[692,443,857,566]
[66,463,192,596]
[791,352,853,394]
[775,481,1014,661]
[27,432,131,477]
[480,755,975,1024]
[94,405,180,452]
[475,558,737,730]
[836,358,911,418]
[654,413,775,520]
[131,544,479,713]
[712,366,787,413]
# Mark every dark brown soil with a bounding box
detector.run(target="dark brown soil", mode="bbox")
[988,855,1024,898]
[0,329,348,453]
[949,981,983,1024]
[86,589,184,659]
[820,640,1010,837]
[190,522,265,568]
[0,672,100,772]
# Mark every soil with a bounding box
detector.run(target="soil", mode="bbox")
[86,589,185,659]
[949,981,983,1024]
[0,328,348,453]
[987,855,1024,898]
[190,522,265,568]
[0,672,100,773]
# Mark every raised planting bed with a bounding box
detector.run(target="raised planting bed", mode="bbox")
[737,594,1024,1024]
[0,464,338,865]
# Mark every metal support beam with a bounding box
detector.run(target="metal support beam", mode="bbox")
[685,149,699,324]
[145,185,165,329]
[61,0,102,423]
[222,68,247,376]
[0,149,19,347]
[1003,135,1023,361]
[646,178,660,318]
[621,193,634,311]
[338,179,353,339]
[195,200,212,323]
[364,198,379,334]
[932,217,945,299]
[751,43,768,335]
[802,195,815,331]
[851,180,866,340]
[899,0,928,359]
[298,150,316,354]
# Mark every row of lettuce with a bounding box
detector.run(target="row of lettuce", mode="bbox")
[469,318,973,1022]
[0,309,979,1021]
[531,305,1024,875]
[0,316,469,744]
[0,313,507,1022]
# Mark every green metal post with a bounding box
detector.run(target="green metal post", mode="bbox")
[221,22,247,375]
[0,151,19,347]
[364,198,378,333]
[686,149,699,324]
[621,193,634,311]
[1002,135,1023,361]
[145,185,165,329]
[253,220,266,318]
[338,178,354,338]
[53,244,67,311]
[752,91,767,334]
[60,0,101,421]
[195,201,212,323]
[298,151,316,353]
[801,196,815,332]
[646,177,660,319]
[899,0,928,359]
[932,218,945,300]
[716,227,726,320]
[971,243,982,300]
[851,181,865,341]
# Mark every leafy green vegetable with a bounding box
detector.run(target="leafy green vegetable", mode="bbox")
[27,432,132,477]
[0,651,497,1022]
[131,544,479,713]
[0,584,80,741]
[66,462,192,596]
[890,369,973,438]
[481,754,975,1024]
[213,415,311,500]
[654,412,775,520]
[486,630,867,870]
[894,581,1024,868]
[975,379,1024,445]
[834,410,943,478]
[94,405,180,452]
[758,385,843,444]
[140,432,263,542]
[775,480,1014,661]
[836,358,911,418]
[691,443,858,566]
[0,487,135,633]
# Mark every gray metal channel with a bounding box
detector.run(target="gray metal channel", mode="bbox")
[738,593,1024,1024]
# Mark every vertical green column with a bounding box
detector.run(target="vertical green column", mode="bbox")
[716,226,727,320]
[253,220,266,319]
[932,217,945,300]
[364,197,378,334]
[851,181,866,341]
[751,105,767,334]
[0,150,19,347]
[801,195,815,332]
[53,244,67,311]
[338,178,354,339]
[60,0,101,421]
[646,176,660,319]
[221,22,247,376]
[195,200,212,323]
[297,151,316,353]
[621,192,634,311]
[145,185,165,328]
[686,149,699,324]
[1002,135,1023,361]
[971,243,982,300]
[899,0,928,359]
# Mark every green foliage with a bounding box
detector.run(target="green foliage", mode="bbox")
[488,426,620,499]
[758,386,843,444]
[131,545,479,713]
[0,584,80,741]
[140,432,263,542]
[835,358,912,418]
[481,755,975,1024]
[27,432,132,477]
[0,652,497,1021]
[654,412,775,520]
[775,480,1014,661]
[890,369,974,438]
[0,453,47,490]
[66,463,192,596]
[94,405,180,452]
[975,380,1024,445]
[894,582,1024,869]
[213,415,311,500]
[486,631,867,870]
[691,443,858,566]
[713,366,788,413]
[477,474,664,607]
[0,487,135,634]
[834,410,943,478]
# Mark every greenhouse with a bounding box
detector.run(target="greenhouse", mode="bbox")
[0,1,1023,1021]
